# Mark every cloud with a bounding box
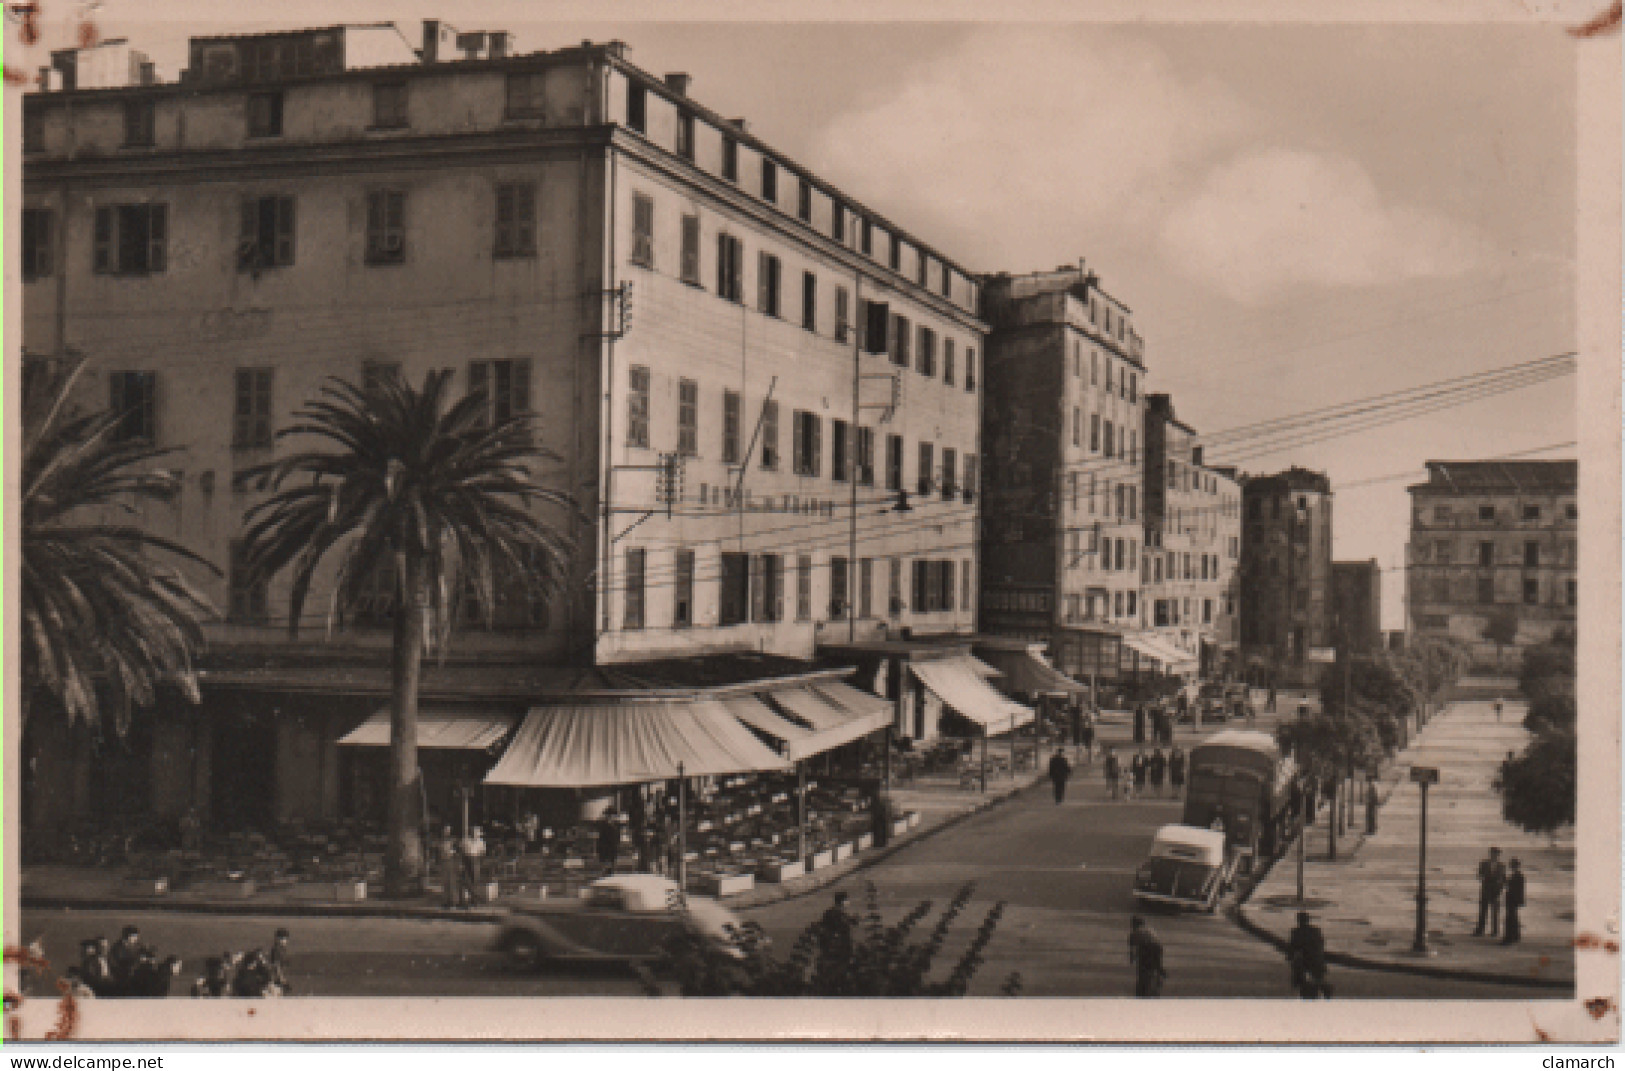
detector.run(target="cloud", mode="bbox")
[1160,148,1491,304]
[807,28,1256,258]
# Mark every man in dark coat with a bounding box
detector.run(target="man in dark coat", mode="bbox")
[1133,705,1147,744]
[1169,747,1186,797]
[1287,911,1331,998]
[1501,859,1526,944]
[1148,749,1167,796]
[596,810,622,873]
[1103,749,1122,801]
[109,926,143,992]
[1128,916,1166,997]
[1048,749,1072,804]
[814,891,859,993]
[1473,847,1507,937]
[1131,750,1148,794]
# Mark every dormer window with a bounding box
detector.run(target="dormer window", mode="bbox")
[246,91,283,138]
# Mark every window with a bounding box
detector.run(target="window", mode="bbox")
[228,541,269,625]
[830,556,849,617]
[1090,351,1100,385]
[861,219,873,256]
[832,419,850,482]
[1128,431,1137,465]
[1119,425,1126,459]
[627,365,651,448]
[722,136,739,182]
[22,208,53,280]
[944,339,956,386]
[761,400,780,470]
[761,159,777,202]
[108,371,157,444]
[1115,484,1125,518]
[917,253,929,288]
[1477,576,1495,604]
[372,81,408,129]
[722,390,742,464]
[1090,414,1101,452]
[831,201,846,243]
[720,553,749,625]
[793,410,822,476]
[751,554,783,623]
[93,204,167,275]
[941,447,956,499]
[628,192,653,267]
[889,558,902,616]
[1522,504,1541,521]
[943,561,956,611]
[834,287,850,343]
[888,233,901,271]
[239,195,296,270]
[465,360,530,432]
[680,215,701,285]
[1129,372,1138,404]
[626,82,647,133]
[505,73,545,118]
[918,326,936,377]
[1565,503,1578,520]
[676,111,695,160]
[965,349,976,392]
[246,91,283,137]
[123,99,155,146]
[797,179,812,223]
[890,313,911,368]
[673,549,694,627]
[856,426,875,486]
[624,548,646,629]
[1479,505,1496,522]
[917,442,934,495]
[365,190,406,264]
[757,252,781,316]
[942,263,953,299]
[1103,419,1115,458]
[1567,579,1578,607]
[1104,360,1114,394]
[859,559,874,618]
[233,367,274,449]
[1479,541,1495,566]
[886,434,904,491]
[1072,408,1081,447]
[716,233,744,301]
[797,555,813,620]
[678,379,699,457]
[1523,578,1539,605]
[1524,541,1540,567]
[1128,485,1137,520]
[802,271,817,331]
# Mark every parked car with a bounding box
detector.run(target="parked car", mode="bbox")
[1225,684,1255,721]
[494,873,758,969]
[1132,824,1235,913]
[1197,682,1229,723]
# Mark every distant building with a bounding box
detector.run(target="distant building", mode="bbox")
[1239,467,1334,685]
[1405,460,1577,665]
[1330,559,1383,654]
[978,264,1147,683]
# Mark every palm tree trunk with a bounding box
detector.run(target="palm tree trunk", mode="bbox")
[385,550,426,897]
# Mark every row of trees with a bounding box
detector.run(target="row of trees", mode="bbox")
[22,363,574,896]
[1495,628,1576,835]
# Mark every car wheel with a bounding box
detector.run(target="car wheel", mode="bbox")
[498,928,544,972]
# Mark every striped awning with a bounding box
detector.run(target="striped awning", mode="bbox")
[339,710,517,750]
[910,655,1034,735]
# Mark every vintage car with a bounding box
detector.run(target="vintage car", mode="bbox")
[1132,824,1235,913]
[1197,682,1230,723]
[494,873,758,969]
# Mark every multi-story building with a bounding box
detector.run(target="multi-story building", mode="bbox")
[978,264,1147,684]
[1141,395,1242,677]
[1330,559,1383,654]
[21,23,986,831]
[1238,468,1335,686]
[1404,460,1577,665]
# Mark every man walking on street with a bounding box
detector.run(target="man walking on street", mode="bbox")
[1169,746,1186,798]
[1502,859,1525,944]
[1104,748,1122,801]
[1080,709,1096,765]
[1048,748,1072,804]
[1473,846,1507,937]
[1287,912,1332,998]
[1148,748,1166,797]
[1128,916,1166,997]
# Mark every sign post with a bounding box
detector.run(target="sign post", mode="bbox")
[1410,764,1440,955]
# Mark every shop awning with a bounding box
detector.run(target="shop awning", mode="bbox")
[767,686,849,731]
[483,699,789,788]
[1122,635,1197,671]
[910,656,1034,735]
[764,685,890,755]
[974,646,1088,698]
[724,688,886,763]
[338,709,517,750]
[811,681,893,720]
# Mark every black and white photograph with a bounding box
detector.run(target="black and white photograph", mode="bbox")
[3,0,1618,1045]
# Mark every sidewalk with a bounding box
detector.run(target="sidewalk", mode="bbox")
[21,769,1047,920]
[1237,692,1575,989]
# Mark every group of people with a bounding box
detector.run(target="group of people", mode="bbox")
[434,825,490,909]
[1098,746,1186,802]
[66,927,184,998]
[1127,911,1333,999]
[191,932,292,999]
[1131,704,1177,747]
[1473,846,1527,944]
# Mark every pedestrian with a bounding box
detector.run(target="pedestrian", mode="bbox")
[1069,698,1083,748]
[1119,763,1136,802]
[1148,748,1167,796]
[1287,911,1332,998]
[1128,916,1167,997]
[1103,749,1121,801]
[1048,748,1072,804]
[1472,846,1507,937]
[1132,750,1148,796]
[462,825,489,904]
[814,891,859,993]
[436,825,462,908]
[269,928,292,995]
[597,808,622,873]
[77,938,115,999]
[1494,697,1504,722]
[1169,747,1186,797]
[1502,859,1525,945]
[1267,683,1278,713]
[1080,710,1096,765]
[1133,704,1147,745]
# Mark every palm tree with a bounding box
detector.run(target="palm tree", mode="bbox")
[22,359,217,734]
[238,369,573,896]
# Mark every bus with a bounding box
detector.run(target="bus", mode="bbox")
[1181,729,1296,870]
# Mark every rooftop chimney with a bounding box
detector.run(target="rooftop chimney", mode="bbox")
[729,117,748,133]
[421,19,446,64]
[488,31,510,58]
[664,72,690,95]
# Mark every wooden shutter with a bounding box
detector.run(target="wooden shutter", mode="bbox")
[810,416,822,477]
[730,238,744,302]
[681,215,700,283]
[717,233,729,295]
[758,250,769,312]
[792,411,805,475]
[146,204,167,272]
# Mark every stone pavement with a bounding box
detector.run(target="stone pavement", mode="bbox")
[1238,692,1575,989]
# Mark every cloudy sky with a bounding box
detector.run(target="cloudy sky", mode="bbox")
[21,6,1583,627]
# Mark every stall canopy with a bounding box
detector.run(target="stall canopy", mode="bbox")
[910,656,1034,734]
[974,645,1088,698]
[483,699,789,788]
[761,685,891,757]
[339,709,517,750]
[1123,634,1198,673]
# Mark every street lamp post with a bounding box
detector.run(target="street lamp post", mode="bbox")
[1410,764,1439,954]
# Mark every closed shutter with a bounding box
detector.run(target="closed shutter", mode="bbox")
[758,251,770,311]
[810,415,821,477]
[146,204,167,272]
[793,412,805,475]
[275,197,296,264]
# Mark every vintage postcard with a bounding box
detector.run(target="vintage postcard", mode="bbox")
[3,0,1618,1044]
